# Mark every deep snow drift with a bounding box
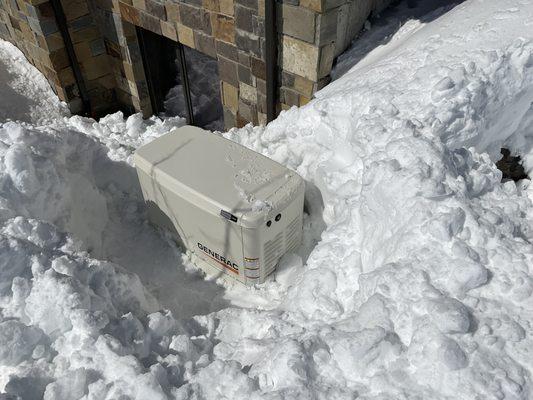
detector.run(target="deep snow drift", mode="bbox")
[1,0,533,399]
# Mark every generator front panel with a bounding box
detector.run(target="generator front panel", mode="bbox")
[137,168,247,283]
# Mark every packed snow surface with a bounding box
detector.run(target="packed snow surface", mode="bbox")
[1,0,533,399]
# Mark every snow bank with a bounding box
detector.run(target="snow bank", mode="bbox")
[222,1,533,398]
[0,43,69,124]
[0,0,533,399]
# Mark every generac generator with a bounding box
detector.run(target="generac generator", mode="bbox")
[133,126,305,285]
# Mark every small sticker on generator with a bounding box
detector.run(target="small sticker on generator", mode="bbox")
[220,209,238,222]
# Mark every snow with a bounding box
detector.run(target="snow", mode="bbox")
[0,43,69,124]
[0,0,533,399]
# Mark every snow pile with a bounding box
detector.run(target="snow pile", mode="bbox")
[0,43,69,125]
[0,0,533,399]
[66,111,185,163]
[222,1,533,398]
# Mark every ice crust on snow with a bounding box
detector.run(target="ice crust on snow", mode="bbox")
[0,0,533,399]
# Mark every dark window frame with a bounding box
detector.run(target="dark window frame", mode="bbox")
[136,26,195,125]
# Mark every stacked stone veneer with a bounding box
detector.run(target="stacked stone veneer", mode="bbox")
[0,0,115,114]
[278,0,390,112]
[0,0,391,127]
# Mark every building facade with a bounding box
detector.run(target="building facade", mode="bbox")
[0,0,391,129]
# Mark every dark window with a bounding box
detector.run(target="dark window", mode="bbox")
[165,46,224,131]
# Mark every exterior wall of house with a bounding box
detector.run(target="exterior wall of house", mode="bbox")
[0,0,391,127]
[0,0,117,115]
[278,0,391,111]
[109,0,266,127]
[68,0,117,115]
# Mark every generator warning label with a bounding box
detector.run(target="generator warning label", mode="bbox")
[244,257,260,279]
[197,243,239,274]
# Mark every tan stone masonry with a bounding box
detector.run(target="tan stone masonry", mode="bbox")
[0,0,392,127]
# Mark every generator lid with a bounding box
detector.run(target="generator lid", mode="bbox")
[134,126,304,228]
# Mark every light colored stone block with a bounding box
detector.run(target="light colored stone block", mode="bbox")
[238,99,257,124]
[300,95,311,105]
[280,4,316,44]
[165,2,180,22]
[176,22,195,48]
[222,81,238,112]
[300,0,322,12]
[211,13,234,44]
[335,3,349,56]
[318,42,335,78]
[220,0,234,16]
[294,75,314,97]
[132,0,146,10]
[257,111,267,126]
[15,0,27,13]
[239,81,257,104]
[282,35,319,81]
[161,20,177,41]
[111,0,121,14]
[203,0,219,12]
[128,79,139,97]
[316,7,337,45]
[123,61,135,81]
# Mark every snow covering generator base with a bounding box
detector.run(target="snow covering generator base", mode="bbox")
[134,126,305,285]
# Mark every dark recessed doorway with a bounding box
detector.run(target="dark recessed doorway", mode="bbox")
[136,27,224,131]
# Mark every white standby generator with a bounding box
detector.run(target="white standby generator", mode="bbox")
[133,126,305,285]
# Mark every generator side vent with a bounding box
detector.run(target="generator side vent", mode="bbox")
[264,231,283,275]
[285,216,301,252]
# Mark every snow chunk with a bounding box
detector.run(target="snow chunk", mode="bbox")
[0,320,43,366]
[4,144,38,196]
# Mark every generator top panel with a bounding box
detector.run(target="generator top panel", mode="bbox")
[133,126,304,228]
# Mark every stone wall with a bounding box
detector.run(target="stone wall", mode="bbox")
[0,0,391,127]
[66,0,116,115]
[278,0,391,110]
[105,0,391,125]
[85,0,269,128]
[0,0,117,115]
